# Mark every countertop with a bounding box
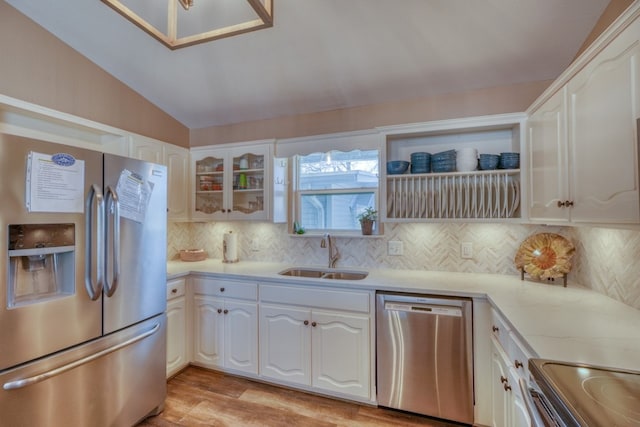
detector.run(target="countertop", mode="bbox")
[167,259,640,373]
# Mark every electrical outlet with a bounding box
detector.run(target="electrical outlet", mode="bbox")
[388,241,404,256]
[249,239,260,252]
[461,242,473,259]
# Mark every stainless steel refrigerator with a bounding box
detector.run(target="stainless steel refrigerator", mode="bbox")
[0,134,167,426]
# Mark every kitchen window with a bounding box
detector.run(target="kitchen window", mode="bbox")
[292,149,379,234]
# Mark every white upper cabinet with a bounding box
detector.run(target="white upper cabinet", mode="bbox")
[129,135,190,222]
[528,88,570,222]
[379,114,526,223]
[528,15,640,224]
[567,21,640,223]
[191,142,273,221]
[164,144,190,221]
[129,135,164,164]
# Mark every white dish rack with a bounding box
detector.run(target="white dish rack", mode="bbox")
[386,170,520,220]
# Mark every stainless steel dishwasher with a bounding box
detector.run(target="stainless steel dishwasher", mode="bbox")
[376,292,473,425]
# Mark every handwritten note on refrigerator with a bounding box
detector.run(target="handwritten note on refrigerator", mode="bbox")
[26,151,85,213]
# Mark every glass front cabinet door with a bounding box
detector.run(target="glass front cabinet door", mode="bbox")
[192,144,272,221]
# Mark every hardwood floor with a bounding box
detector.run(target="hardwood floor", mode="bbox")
[138,366,464,427]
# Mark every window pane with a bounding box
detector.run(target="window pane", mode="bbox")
[301,192,375,230]
[298,150,379,191]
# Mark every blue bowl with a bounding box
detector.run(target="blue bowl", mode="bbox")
[387,160,410,175]
[499,152,520,169]
[479,154,500,170]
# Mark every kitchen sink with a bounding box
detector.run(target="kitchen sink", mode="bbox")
[278,268,368,280]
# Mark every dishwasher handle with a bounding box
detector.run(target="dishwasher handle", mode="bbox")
[384,301,463,317]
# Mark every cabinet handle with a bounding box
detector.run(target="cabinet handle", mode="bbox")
[220,287,225,292]
[304,320,309,326]
[503,383,512,392]
[500,375,508,384]
[223,309,228,314]
[217,308,222,314]
[557,200,575,208]
[171,289,177,294]
[492,325,499,333]
[311,322,317,327]
[515,360,524,369]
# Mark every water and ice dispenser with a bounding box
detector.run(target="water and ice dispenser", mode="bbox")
[7,223,75,307]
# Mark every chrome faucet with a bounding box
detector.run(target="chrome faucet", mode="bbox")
[320,234,340,268]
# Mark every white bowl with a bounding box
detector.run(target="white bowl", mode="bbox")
[456,158,478,172]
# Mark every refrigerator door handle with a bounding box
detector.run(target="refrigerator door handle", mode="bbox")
[104,185,120,298]
[84,184,104,301]
[2,323,160,391]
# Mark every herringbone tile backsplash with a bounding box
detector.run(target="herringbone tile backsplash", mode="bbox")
[168,222,640,310]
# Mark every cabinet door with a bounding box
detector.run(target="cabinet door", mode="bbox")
[224,300,258,375]
[130,136,164,164]
[228,145,271,221]
[508,367,532,427]
[528,88,570,222]
[192,151,227,220]
[165,144,190,221]
[311,310,370,399]
[193,295,224,367]
[490,338,510,427]
[259,304,311,386]
[166,296,187,377]
[567,21,640,223]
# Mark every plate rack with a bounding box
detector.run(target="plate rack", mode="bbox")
[386,170,520,220]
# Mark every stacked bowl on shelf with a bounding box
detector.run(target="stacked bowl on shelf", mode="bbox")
[410,152,431,173]
[479,154,500,170]
[431,150,457,173]
[456,148,478,172]
[499,152,520,169]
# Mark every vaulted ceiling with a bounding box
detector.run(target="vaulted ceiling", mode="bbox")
[7,0,610,129]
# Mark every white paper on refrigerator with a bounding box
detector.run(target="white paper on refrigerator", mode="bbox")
[26,151,85,213]
[115,169,154,223]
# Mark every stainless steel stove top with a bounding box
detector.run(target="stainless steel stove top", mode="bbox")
[529,359,640,427]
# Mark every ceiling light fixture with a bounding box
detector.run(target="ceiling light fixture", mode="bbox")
[102,0,273,50]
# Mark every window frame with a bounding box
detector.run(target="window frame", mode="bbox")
[291,150,382,236]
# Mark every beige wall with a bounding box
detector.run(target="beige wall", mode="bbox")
[191,80,552,147]
[0,2,189,147]
[574,0,634,59]
[189,0,630,147]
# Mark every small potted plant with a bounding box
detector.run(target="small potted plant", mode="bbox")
[357,207,378,235]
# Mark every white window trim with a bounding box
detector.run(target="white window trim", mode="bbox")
[290,150,383,237]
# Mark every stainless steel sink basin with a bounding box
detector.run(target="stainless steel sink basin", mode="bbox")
[278,268,325,278]
[278,268,368,280]
[320,271,368,280]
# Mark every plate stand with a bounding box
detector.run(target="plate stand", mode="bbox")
[520,267,568,287]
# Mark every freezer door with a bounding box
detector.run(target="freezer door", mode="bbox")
[103,154,167,334]
[0,135,103,371]
[0,315,166,427]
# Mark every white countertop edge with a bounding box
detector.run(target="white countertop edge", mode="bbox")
[167,259,640,372]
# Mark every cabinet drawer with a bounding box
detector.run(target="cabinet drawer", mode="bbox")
[166,278,186,300]
[490,308,512,352]
[508,332,534,378]
[260,284,370,313]
[192,277,258,300]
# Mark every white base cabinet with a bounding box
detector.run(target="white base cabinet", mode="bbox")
[166,278,188,378]
[489,309,533,427]
[260,304,370,398]
[191,278,259,375]
[259,283,373,401]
